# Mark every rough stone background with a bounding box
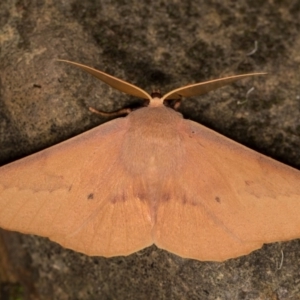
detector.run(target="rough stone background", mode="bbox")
[0,0,300,299]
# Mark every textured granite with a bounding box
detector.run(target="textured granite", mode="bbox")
[0,0,300,299]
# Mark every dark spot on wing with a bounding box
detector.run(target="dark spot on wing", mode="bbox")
[136,192,147,201]
[182,194,188,204]
[245,180,254,186]
[162,193,171,202]
[181,194,197,206]
[215,196,221,203]
[110,191,127,204]
[68,185,73,191]
[87,193,94,200]
[190,199,197,206]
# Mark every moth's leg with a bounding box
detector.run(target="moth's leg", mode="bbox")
[163,98,182,111]
[173,99,182,111]
[89,107,132,117]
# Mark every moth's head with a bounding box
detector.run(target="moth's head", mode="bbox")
[146,91,181,109]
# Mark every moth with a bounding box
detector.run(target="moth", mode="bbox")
[0,60,299,262]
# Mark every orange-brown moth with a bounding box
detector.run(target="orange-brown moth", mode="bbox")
[0,60,300,262]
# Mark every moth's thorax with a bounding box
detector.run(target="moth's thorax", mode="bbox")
[121,106,185,177]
